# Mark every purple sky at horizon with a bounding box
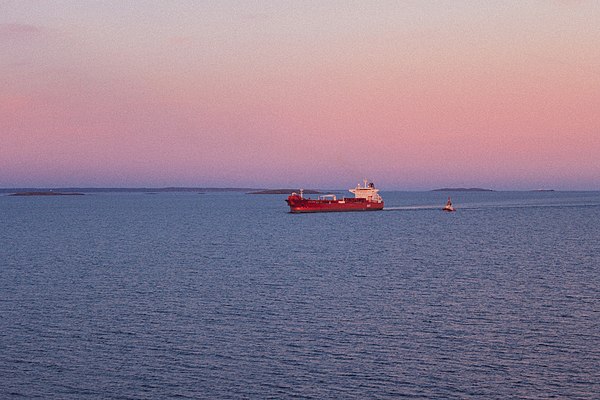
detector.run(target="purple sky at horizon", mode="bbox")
[1,1,599,190]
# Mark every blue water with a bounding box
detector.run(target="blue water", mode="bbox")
[1,191,599,399]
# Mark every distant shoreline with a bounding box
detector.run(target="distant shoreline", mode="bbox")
[0,187,260,194]
[9,192,85,196]
[432,188,494,192]
[247,189,324,195]
[1,187,596,195]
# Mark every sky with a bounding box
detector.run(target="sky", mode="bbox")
[1,1,599,190]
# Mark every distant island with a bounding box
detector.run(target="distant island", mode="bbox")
[0,187,259,194]
[9,191,85,196]
[248,189,324,195]
[432,188,494,192]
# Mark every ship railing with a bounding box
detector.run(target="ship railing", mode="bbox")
[319,194,337,201]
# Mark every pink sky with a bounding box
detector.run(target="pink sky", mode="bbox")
[1,1,599,189]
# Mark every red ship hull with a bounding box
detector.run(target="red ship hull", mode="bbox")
[286,195,384,213]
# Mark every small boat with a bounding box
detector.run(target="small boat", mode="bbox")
[442,197,456,212]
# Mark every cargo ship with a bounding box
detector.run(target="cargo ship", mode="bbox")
[286,180,384,213]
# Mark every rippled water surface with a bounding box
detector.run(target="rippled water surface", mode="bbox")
[1,191,599,398]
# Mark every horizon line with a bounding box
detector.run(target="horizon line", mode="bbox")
[1,187,598,193]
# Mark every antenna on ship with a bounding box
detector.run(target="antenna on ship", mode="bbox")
[299,189,304,199]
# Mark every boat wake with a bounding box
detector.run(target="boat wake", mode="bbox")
[384,202,600,212]
[383,205,441,211]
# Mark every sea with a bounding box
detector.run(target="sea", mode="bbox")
[1,190,599,399]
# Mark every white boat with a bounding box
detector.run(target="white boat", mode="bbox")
[442,197,456,212]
